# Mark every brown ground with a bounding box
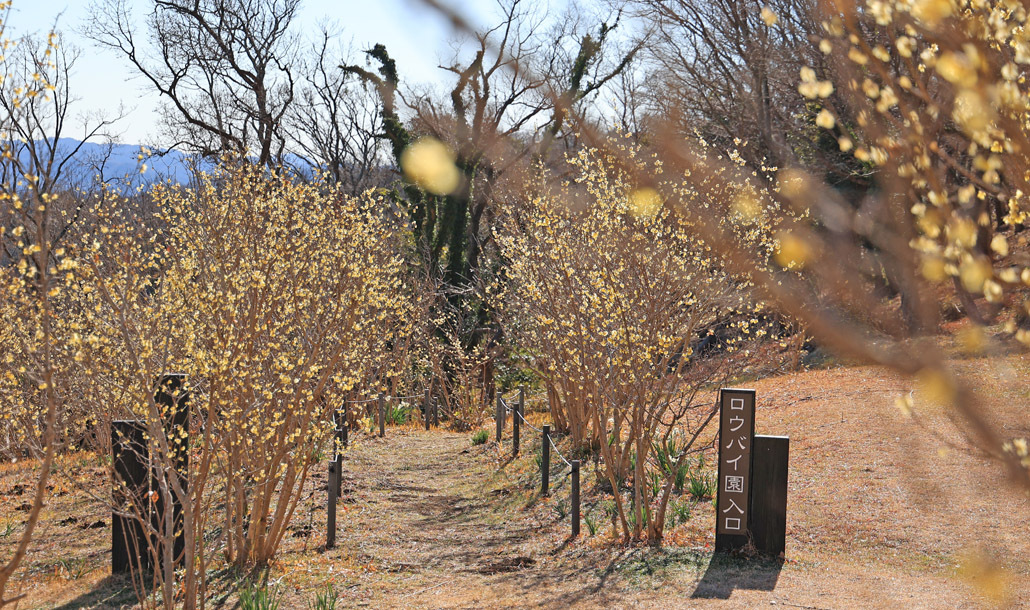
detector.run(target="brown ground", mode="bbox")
[3,355,1030,609]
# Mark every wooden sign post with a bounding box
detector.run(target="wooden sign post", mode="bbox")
[751,435,789,557]
[112,420,150,575]
[154,373,188,569]
[715,388,756,553]
[112,374,189,574]
[714,388,790,557]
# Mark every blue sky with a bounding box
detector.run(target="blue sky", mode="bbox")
[16,0,522,145]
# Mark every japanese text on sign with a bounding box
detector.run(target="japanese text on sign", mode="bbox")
[716,389,755,535]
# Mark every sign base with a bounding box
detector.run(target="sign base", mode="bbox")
[714,532,752,554]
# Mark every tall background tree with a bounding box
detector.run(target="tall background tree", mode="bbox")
[343,0,641,408]
[287,28,388,193]
[86,0,301,166]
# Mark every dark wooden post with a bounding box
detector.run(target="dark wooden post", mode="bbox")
[327,457,338,549]
[541,425,551,496]
[112,420,150,575]
[495,395,503,442]
[571,460,581,537]
[512,397,520,457]
[337,407,349,448]
[335,408,347,496]
[518,387,526,453]
[378,393,385,438]
[424,387,431,430]
[432,388,439,427]
[750,435,789,557]
[154,374,188,569]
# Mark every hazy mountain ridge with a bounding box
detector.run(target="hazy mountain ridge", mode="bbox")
[23,139,313,189]
[19,138,201,188]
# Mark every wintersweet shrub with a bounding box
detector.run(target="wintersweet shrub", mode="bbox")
[58,162,411,605]
[495,142,780,542]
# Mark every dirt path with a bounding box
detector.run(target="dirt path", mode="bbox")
[9,360,1030,608]
[286,428,1005,609]
[333,430,534,597]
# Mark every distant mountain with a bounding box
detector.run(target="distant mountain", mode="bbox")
[17,138,206,189]
[19,139,315,190]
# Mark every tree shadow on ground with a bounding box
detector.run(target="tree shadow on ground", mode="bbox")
[53,574,138,610]
[690,553,783,599]
[501,544,709,607]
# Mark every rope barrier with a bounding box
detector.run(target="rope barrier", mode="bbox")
[514,409,542,434]
[549,469,573,493]
[548,434,572,467]
[343,387,435,403]
[343,389,431,405]
[344,397,379,405]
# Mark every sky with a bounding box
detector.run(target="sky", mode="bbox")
[15,0,516,146]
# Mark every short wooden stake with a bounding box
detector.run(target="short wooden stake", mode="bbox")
[541,425,551,496]
[327,458,338,549]
[424,387,431,430]
[335,409,347,496]
[378,393,385,438]
[512,399,520,457]
[571,460,581,537]
[495,395,503,442]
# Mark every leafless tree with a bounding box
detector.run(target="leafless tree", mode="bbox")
[346,0,641,290]
[0,33,121,268]
[623,0,824,171]
[85,0,300,166]
[286,29,388,194]
[0,23,122,605]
